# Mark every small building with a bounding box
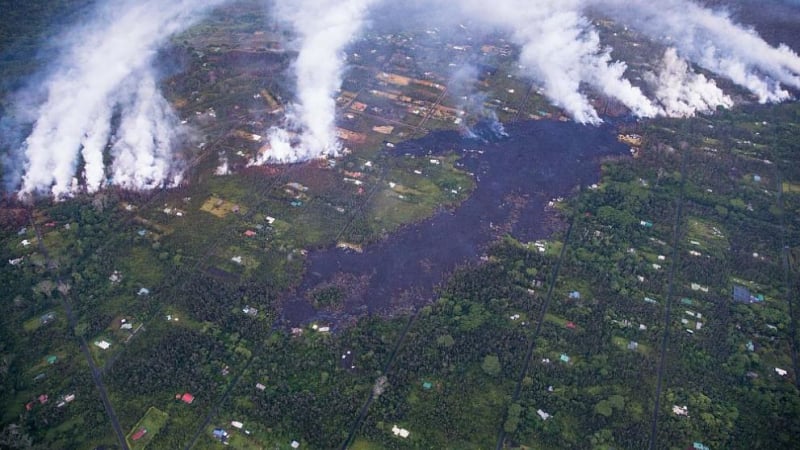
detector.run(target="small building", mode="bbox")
[565,321,576,329]
[180,393,195,404]
[568,291,581,299]
[242,306,258,316]
[94,340,111,350]
[38,394,48,404]
[138,288,150,296]
[391,425,410,438]
[40,312,56,325]
[733,285,764,303]
[746,341,755,352]
[109,270,122,283]
[131,428,147,441]
[212,428,228,441]
[693,442,710,450]
[560,354,570,363]
[244,230,257,237]
[255,383,266,391]
[537,409,551,420]
[673,405,689,416]
[422,381,433,390]
[627,341,639,351]
[231,421,243,429]
[775,367,788,377]
[46,355,58,365]
[291,441,300,449]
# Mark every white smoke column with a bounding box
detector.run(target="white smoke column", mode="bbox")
[647,48,733,117]
[110,72,184,190]
[16,0,228,198]
[263,0,378,163]
[593,0,800,103]
[456,0,658,124]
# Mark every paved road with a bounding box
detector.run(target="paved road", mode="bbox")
[646,149,688,450]
[494,217,576,450]
[339,311,419,450]
[28,212,130,450]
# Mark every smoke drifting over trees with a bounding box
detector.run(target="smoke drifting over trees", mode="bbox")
[2,0,800,197]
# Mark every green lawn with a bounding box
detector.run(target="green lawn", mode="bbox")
[127,406,169,449]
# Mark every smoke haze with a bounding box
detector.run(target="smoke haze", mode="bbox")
[4,0,226,198]
[3,0,800,196]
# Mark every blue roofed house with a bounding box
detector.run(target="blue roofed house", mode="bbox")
[212,428,228,442]
[733,285,764,304]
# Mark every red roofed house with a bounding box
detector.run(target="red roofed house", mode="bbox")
[38,394,48,404]
[565,321,576,329]
[244,230,256,237]
[181,393,195,404]
[25,402,34,411]
[131,428,148,441]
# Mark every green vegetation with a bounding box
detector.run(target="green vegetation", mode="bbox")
[127,407,169,449]
[2,2,800,449]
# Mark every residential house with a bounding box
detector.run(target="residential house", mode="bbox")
[131,428,148,441]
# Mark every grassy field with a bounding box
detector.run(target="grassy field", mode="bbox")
[127,407,169,449]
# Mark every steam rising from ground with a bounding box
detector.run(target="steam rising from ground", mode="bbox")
[647,48,734,117]
[254,0,800,165]
[4,0,225,198]
[252,0,377,164]
[4,0,800,196]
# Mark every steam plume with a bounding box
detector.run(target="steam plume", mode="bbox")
[593,0,800,102]
[5,0,800,194]
[7,0,226,198]
[647,48,734,117]
[255,0,378,164]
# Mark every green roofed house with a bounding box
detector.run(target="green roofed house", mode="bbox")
[422,382,433,390]
[560,354,570,363]
[693,442,710,450]
[681,298,694,306]
[46,355,57,365]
